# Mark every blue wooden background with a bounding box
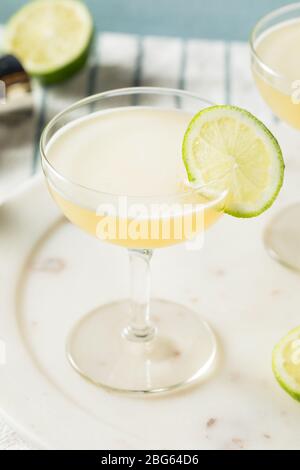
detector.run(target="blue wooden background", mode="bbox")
[0,0,294,40]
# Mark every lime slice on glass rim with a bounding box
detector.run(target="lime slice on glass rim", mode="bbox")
[273,326,300,402]
[182,105,284,217]
[4,0,93,84]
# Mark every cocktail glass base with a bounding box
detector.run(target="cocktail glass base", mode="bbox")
[66,299,217,394]
[264,203,300,272]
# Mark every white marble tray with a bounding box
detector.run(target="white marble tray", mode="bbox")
[0,173,300,450]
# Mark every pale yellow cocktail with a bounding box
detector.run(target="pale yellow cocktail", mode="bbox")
[46,107,224,249]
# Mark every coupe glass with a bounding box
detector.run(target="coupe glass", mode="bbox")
[251,3,300,271]
[40,87,228,394]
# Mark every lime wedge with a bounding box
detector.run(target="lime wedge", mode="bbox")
[4,0,93,84]
[273,326,300,402]
[182,105,284,217]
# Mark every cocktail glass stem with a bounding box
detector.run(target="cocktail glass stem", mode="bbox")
[123,248,156,342]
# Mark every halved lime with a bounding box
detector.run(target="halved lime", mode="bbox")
[4,0,93,84]
[273,326,300,402]
[182,105,284,217]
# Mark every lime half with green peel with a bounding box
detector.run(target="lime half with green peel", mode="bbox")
[4,0,93,84]
[273,326,300,402]
[182,105,284,218]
